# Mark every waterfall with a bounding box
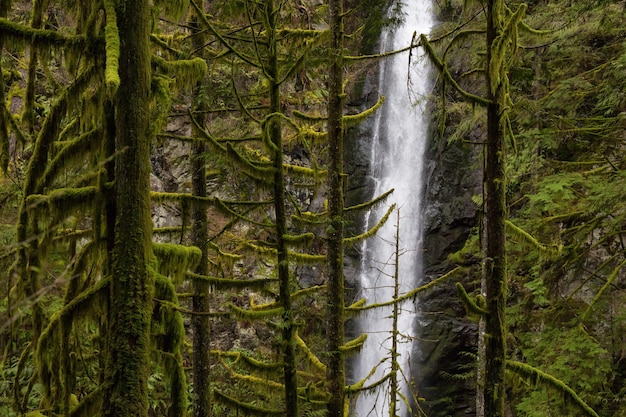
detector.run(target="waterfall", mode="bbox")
[352,1,433,416]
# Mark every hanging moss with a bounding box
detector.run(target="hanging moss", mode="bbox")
[41,128,103,187]
[346,368,390,393]
[489,4,526,93]
[36,277,109,409]
[301,127,328,143]
[153,0,190,22]
[152,55,208,89]
[0,68,9,172]
[226,143,277,184]
[250,285,324,311]
[152,242,202,284]
[0,18,87,47]
[103,0,121,96]
[214,198,274,228]
[152,272,188,417]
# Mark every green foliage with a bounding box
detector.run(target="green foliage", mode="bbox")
[510,326,610,417]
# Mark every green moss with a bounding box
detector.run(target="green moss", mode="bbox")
[214,389,284,416]
[152,55,207,89]
[0,18,87,47]
[342,95,384,128]
[152,242,202,284]
[185,271,276,290]
[103,0,121,96]
[506,360,600,417]
[343,203,395,245]
[456,282,488,316]
[41,129,102,187]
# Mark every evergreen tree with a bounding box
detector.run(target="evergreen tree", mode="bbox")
[326,0,347,414]
[101,0,153,415]
[189,4,212,416]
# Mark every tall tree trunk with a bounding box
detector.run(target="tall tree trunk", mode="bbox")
[190,5,212,416]
[23,0,44,133]
[326,0,346,415]
[102,0,153,415]
[265,2,298,415]
[0,0,10,172]
[483,1,507,416]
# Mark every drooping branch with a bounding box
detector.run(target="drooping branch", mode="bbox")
[505,360,600,417]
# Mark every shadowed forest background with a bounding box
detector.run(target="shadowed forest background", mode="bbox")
[1,0,626,417]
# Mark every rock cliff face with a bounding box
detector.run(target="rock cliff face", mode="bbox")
[415,135,482,417]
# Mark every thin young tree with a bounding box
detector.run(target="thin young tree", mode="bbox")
[190,3,212,416]
[326,0,346,414]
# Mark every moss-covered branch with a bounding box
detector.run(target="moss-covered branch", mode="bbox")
[185,271,276,289]
[343,203,395,245]
[456,282,488,315]
[420,34,491,106]
[227,303,283,320]
[153,243,202,284]
[0,18,88,47]
[214,390,284,416]
[346,266,462,311]
[342,95,385,128]
[505,360,600,417]
[151,55,208,88]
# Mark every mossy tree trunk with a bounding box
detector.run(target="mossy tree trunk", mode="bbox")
[190,4,212,416]
[102,0,153,416]
[266,0,299,417]
[265,1,298,414]
[326,0,346,415]
[23,0,44,133]
[0,0,10,172]
[483,1,507,416]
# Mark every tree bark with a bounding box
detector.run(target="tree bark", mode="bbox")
[265,2,298,415]
[190,5,212,416]
[326,0,346,415]
[483,1,507,416]
[102,0,153,415]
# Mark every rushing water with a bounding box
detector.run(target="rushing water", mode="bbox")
[352,1,433,416]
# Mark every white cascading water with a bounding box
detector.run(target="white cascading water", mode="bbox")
[353,1,433,416]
